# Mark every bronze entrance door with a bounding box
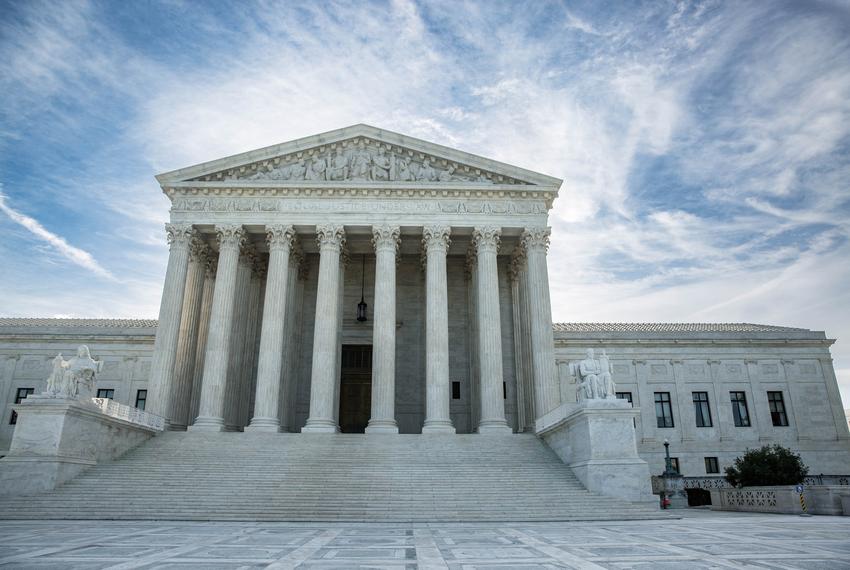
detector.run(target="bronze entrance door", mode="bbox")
[338,345,372,433]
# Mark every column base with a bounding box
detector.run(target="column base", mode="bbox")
[301,418,339,433]
[244,417,280,432]
[188,417,226,432]
[477,420,513,435]
[365,420,399,434]
[422,421,456,434]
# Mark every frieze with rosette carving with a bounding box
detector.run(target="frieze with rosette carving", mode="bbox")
[191,137,527,185]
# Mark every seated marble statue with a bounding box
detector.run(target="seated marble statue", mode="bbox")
[576,348,617,401]
[45,345,104,401]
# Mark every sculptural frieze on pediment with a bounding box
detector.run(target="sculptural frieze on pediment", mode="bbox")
[190,137,528,185]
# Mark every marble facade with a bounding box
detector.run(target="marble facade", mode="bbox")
[1,125,848,489]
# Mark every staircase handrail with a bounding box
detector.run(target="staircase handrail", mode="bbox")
[91,398,165,431]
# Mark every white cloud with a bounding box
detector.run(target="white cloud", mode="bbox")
[0,190,116,281]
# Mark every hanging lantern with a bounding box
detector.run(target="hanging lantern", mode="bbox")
[357,254,367,322]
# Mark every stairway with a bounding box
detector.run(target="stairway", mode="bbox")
[0,432,665,521]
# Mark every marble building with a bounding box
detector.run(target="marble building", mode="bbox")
[1,124,849,482]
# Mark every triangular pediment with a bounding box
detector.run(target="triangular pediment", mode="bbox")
[156,124,561,188]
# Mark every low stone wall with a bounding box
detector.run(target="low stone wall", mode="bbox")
[0,396,157,497]
[537,399,655,503]
[710,485,850,515]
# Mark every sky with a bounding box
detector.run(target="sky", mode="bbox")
[1,0,849,406]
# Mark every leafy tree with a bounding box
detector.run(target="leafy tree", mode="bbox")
[725,445,809,487]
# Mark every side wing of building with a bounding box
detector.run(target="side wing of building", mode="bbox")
[553,323,850,477]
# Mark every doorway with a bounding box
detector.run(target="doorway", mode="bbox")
[338,345,372,433]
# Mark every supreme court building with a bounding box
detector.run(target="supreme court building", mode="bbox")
[2,125,849,511]
[147,124,563,436]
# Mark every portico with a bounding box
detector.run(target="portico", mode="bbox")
[146,124,563,434]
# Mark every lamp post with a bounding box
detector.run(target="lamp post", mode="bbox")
[660,438,687,509]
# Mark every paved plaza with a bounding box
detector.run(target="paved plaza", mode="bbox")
[0,510,849,569]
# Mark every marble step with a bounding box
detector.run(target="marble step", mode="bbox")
[0,431,663,521]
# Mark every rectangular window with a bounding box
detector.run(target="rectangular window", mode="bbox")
[670,457,680,474]
[767,391,788,426]
[135,389,147,410]
[705,457,719,474]
[97,389,115,400]
[616,392,633,405]
[451,382,460,400]
[730,391,751,427]
[503,382,507,399]
[692,391,713,427]
[10,388,35,425]
[654,392,674,428]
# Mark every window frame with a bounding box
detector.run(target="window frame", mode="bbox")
[692,391,713,428]
[654,392,674,428]
[96,388,115,400]
[730,391,751,427]
[616,391,633,406]
[135,389,147,410]
[705,456,719,474]
[10,387,35,425]
[767,391,789,427]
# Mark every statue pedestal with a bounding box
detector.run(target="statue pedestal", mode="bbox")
[536,399,655,503]
[0,396,157,497]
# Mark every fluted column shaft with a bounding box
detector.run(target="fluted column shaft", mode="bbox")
[278,250,302,432]
[366,225,400,433]
[190,225,245,431]
[522,227,561,419]
[247,225,295,431]
[422,225,455,433]
[224,250,252,430]
[148,223,194,422]
[168,239,208,429]
[473,226,512,434]
[302,225,345,433]
[189,259,216,424]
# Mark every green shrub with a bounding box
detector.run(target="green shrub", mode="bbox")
[725,445,808,488]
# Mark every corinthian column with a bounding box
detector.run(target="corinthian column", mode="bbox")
[247,225,296,432]
[189,225,245,431]
[168,237,209,429]
[521,227,560,419]
[302,224,345,433]
[473,226,512,434]
[148,223,195,423]
[366,225,400,434]
[189,257,216,424]
[422,225,455,434]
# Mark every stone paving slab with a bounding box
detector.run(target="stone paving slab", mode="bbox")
[0,510,848,569]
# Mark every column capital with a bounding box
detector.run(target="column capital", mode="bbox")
[239,242,257,270]
[316,224,346,251]
[422,225,451,252]
[165,223,195,250]
[189,237,210,264]
[266,224,296,252]
[215,224,246,252]
[372,225,401,254]
[204,257,218,279]
[521,226,551,252]
[472,226,501,254]
[508,248,526,282]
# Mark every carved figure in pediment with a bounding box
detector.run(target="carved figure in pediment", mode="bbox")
[306,156,326,181]
[416,159,437,182]
[371,147,390,181]
[439,165,465,182]
[250,167,272,180]
[287,159,307,181]
[350,143,372,181]
[327,150,349,181]
[390,154,412,181]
